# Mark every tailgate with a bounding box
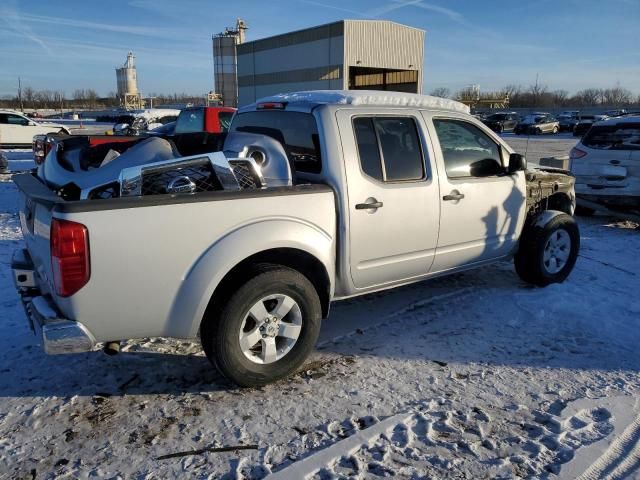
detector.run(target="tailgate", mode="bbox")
[13,173,60,294]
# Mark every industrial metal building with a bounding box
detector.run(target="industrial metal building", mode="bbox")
[228,20,424,107]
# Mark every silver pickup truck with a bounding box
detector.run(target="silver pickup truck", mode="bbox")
[12,91,579,387]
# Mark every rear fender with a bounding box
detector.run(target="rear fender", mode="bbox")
[167,219,335,338]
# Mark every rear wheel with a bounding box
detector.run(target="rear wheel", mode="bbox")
[515,213,580,286]
[201,264,321,387]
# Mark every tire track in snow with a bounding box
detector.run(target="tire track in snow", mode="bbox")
[577,412,640,480]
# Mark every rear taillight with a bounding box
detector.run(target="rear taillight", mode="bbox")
[32,136,53,165]
[570,147,587,159]
[51,219,90,297]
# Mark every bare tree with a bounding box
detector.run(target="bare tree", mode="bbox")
[551,90,569,107]
[429,87,450,99]
[602,86,633,106]
[86,89,98,108]
[23,86,35,108]
[572,88,602,106]
[528,75,548,106]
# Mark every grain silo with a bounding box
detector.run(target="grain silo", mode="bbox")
[212,19,248,107]
[116,52,143,109]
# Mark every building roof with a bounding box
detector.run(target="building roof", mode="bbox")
[237,19,424,54]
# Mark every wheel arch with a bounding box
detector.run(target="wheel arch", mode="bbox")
[546,192,575,216]
[166,219,335,339]
[203,247,332,327]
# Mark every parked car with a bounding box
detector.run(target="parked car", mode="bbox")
[0,151,7,173]
[0,110,70,148]
[481,112,519,133]
[573,114,608,137]
[570,116,640,214]
[603,109,627,118]
[514,114,559,135]
[12,90,579,387]
[112,108,181,136]
[558,112,581,132]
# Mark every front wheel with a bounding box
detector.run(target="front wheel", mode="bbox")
[201,265,322,387]
[515,213,580,286]
[552,126,559,134]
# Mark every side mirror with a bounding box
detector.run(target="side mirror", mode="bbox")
[113,123,130,134]
[507,153,526,174]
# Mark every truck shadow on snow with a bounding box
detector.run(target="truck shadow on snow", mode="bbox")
[1,252,638,398]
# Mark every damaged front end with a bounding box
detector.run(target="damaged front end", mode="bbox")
[525,166,576,217]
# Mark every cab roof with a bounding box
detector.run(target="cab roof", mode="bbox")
[242,90,470,114]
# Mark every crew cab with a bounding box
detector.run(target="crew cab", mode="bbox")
[12,91,579,387]
[0,110,70,148]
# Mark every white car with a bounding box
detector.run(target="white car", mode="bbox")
[570,115,640,212]
[0,110,70,148]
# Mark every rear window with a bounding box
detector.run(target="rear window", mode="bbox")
[175,109,204,134]
[230,111,321,173]
[582,124,640,150]
[218,111,234,132]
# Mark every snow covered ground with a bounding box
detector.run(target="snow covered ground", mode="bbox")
[1,138,639,479]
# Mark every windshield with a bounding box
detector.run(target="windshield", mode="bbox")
[487,114,507,121]
[582,124,640,150]
[231,110,322,173]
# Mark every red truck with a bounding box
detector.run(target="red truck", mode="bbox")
[172,106,236,135]
[33,106,236,164]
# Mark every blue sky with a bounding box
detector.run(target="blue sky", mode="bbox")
[1,0,638,98]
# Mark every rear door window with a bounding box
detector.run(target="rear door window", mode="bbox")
[582,124,640,150]
[352,116,425,182]
[231,111,322,173]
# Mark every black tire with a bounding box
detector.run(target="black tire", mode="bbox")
[515,212,580,287]
[575,205,596,216]
[201,264,321,387]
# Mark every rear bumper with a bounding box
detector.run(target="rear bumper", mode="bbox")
[12,249,96,354]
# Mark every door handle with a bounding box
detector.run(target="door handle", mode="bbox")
[443,190,465,201]
[356,199,383,210]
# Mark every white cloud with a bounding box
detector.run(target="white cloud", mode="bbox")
[0,1,52,55]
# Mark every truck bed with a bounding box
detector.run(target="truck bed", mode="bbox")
[13,172,336,345]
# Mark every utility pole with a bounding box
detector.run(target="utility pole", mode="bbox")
[18,77,24,112]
